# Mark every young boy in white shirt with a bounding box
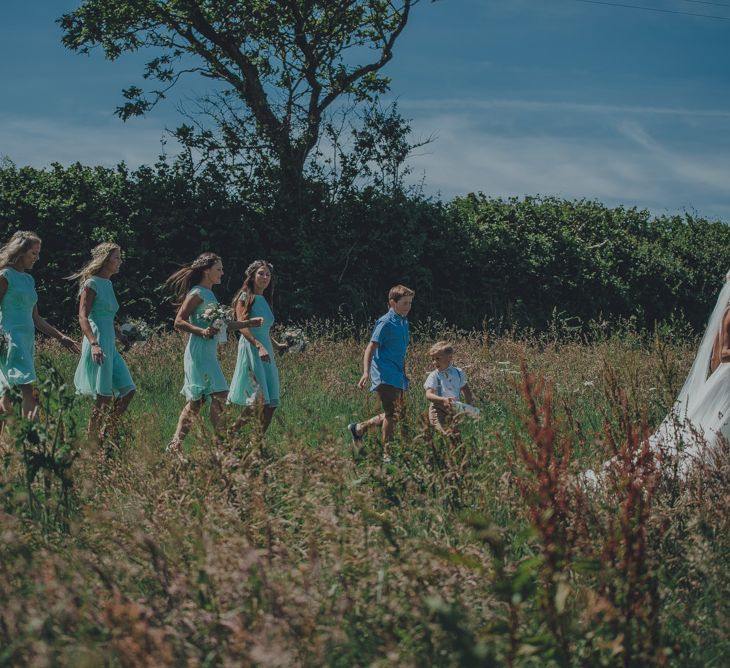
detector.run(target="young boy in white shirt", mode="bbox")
[424,341,474,438]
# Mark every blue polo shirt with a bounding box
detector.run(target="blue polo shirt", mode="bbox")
[369,308,409,391]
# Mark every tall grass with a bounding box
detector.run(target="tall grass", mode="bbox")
[0,327,728,666]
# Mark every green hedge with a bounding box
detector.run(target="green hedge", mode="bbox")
[1,159,728,332]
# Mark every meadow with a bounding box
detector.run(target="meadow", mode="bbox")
[1,323,729,667]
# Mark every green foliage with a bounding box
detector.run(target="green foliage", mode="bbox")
[1,332,728,665]
[2,360,79,533]
[58,0,422,190]
[2,159,729,335]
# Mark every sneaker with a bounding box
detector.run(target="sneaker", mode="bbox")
[348,422,363,443]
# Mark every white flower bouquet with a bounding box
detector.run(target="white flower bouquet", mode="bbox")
[201,304,234,344]
[281,327,308,353]
[120,318,150,345]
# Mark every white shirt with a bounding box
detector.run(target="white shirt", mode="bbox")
[424,365,466,399]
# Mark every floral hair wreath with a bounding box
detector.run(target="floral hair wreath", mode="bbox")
[191,255,216,270]
[91,242,120,259]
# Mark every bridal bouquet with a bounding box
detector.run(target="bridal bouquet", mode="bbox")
[119,318,154,345]
[201,304,234,344]
[280,327,308,353]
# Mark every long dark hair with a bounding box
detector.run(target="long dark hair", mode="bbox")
[165,252,221,304]
[232,259,275,318]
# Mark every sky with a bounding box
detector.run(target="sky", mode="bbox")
[1,0,730,220]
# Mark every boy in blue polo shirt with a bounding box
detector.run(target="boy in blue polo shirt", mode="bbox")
[349,284,414,462]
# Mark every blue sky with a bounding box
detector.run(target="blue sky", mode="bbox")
[2,0,730,219]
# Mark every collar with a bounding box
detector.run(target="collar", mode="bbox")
[387,308,408,323]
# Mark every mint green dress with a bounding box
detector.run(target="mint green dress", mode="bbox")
[74,276,135,398]
[228,295,280,407]
[0,267,38,393]
[181,286,228,401]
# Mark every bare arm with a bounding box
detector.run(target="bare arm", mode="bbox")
[719,310,730,363]
[32,305,81,353]
[270,335,288,353]
[358,341,378,389]
[426,388,453,407]
[461,383,475,405]
[0,274,7,303]
[174,293,216,338]
[235,300,270,361]
[78,286,104,364]
[227,314,264,332]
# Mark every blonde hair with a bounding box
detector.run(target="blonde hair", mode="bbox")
[0,230,41,270]
[66,242,121,294]
[429,341,454,357]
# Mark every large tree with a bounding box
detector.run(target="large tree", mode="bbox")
[60,0,425,194]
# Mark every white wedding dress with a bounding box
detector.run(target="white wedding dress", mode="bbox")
[649,278,730,474]
[584,279,730,485]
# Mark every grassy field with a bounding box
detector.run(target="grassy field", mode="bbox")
[1,325,729,667]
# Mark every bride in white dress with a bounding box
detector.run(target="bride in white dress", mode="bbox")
[650,272,730,474]
[585,273,730,484]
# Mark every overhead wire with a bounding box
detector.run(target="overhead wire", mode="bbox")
[681,0,730,8]
[574,0,730,20]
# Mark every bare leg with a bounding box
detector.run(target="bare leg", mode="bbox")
[169,399,203,448]
[100,389,136,443]
[381,414,395,443]
[0,392,11,435]
[210,392,227,434]
[355,412,385,437]
[262,405,276,433]
[88,395,113,443]
[20,385,38,421]
[112,389,135,420]
[232,403,256,432]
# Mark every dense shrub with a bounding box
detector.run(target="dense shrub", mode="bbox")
[1,159,728,332]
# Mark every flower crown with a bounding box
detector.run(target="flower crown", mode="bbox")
[191,256,215,269]
[91,243,119,259]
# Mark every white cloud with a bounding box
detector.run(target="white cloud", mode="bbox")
[405,111,730,220]
[404,97,730,120]
[0,115,171,168]
[3,105,729,222]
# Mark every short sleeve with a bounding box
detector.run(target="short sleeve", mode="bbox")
[188,287,203,300]
[0,268,9,282]
[82,277,99,293]
[456,367,467,388]
[370,319,387,344]
[424,371,438,391]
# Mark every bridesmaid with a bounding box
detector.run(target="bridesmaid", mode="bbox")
[69,242,136,442]
[165,253,262,452]
[0,231,80,420]
[228,260,287,433]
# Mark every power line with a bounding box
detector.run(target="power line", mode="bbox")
[682,0,730,8]
[574,0,730,20]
